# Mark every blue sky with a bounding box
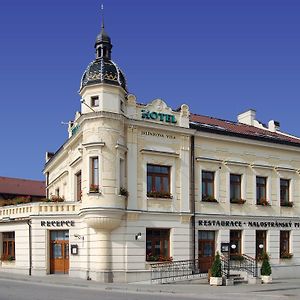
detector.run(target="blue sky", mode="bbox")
[0,0,299,180]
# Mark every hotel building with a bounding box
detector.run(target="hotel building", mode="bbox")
[0,15,300,283]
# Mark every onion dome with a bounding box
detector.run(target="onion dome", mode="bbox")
[80,18,127,91]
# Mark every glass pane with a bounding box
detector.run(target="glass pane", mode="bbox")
[155,177,161,191]
[162,177,169,192]
[53,244,62,259]
[163,240,168,256]
[147,165,154,173]
[147,176,152,193]
[207,183,213,196]
[204,243,212,256]
[207,232,214,240]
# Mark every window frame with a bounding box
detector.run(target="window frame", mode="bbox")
[2,232,15,261]
[90,157,99,193]
[280,179,290,206]
[147,164,171,198]
[91,96,99,107]
[230,230,242,258]
[201,171,215,200]
[256,176,267,205]
[230,174,242,202]
[280,231,291,258]
[146,228,171,262]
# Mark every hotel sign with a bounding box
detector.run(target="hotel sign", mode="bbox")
[199,219,300,229]
[141,110,177,124]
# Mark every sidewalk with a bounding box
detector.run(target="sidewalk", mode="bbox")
[0,272,299,299]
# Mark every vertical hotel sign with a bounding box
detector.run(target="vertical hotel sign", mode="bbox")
[141,110,177,124]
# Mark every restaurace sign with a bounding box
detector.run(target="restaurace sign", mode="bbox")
[198,219,300,229]
[141,110,177,124]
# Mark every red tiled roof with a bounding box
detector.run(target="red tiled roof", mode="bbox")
[190,113,300,146]
[0,177,45,197]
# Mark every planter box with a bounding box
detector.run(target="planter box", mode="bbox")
[210,277,223,286]
[261,275,272,284]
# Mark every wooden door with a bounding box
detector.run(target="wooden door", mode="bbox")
[198,231,215,273]
[50,230,69,274]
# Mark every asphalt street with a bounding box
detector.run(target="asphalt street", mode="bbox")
[0,274,299,300]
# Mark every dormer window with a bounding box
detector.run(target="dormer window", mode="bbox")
[91,96,99,107]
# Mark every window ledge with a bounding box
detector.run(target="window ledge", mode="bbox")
[147,196,173,200]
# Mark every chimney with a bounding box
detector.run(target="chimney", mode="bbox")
[237,109,256,126]
[268,120,280,132]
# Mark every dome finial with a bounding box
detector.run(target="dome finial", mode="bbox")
[101,4,105,29]
[95,3,112,60]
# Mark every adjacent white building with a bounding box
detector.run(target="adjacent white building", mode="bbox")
[1,15,300,283]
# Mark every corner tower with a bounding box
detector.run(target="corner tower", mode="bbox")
[79,15,127,114]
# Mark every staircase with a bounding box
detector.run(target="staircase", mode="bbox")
[221,254,258,285]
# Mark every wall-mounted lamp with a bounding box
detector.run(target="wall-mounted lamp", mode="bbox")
[259,244,264,249]
[135,232,142,240]
[74,234,84,240]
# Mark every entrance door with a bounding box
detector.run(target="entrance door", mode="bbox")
[198,231,215,273]
[50,230,69,274]
[256,230,267,260]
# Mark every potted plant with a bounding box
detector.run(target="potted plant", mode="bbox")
[210,252,223,286]
[261,253,272,283]
[89,184,99,193]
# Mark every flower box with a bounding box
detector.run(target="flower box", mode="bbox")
[257,199,270,206]
[146,254,173,262]
[89,184,99,193]
[281,202,293,207]
[202,195,218,203]
[280,253,293,259]
[147,191,172,199]
[230,198,246,204]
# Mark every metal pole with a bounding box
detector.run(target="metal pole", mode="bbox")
[27,220,32,276]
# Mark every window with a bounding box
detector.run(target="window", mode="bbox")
[2,232,15,261]
[202,171,215,201]
[76,171,82,201]
[280,231,291,258]
[91,96,99,107]
[146,228,170,262]
[256,230,267,259]
[230,230,242,258]
[147,164,171,198]
[230,174,242,203]
[55,188,60,197]
[120,99,124,112]
[90,157,99,193]
[256,176,268,205]
[280,179,290,206]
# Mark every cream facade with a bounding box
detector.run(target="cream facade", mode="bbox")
[1,16,300,283]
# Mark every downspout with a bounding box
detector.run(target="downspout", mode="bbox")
[46,172,49,199]
[190,135,196,262]
[27,219,32,276]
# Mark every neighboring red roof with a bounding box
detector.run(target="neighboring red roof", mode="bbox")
[0,176,45,197]
[190,113,300,146]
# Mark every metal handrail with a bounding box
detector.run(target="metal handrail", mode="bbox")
[221,254,258,278]
[150,259,207,284]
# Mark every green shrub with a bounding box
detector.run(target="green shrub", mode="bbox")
[211,252,222,277]
[261,253,272,276]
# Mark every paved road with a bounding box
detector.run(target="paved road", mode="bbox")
[0,274,299,300]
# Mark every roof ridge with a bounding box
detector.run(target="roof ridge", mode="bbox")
[0,176,44,183]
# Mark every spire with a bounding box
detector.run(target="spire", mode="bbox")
[95,4,112,60]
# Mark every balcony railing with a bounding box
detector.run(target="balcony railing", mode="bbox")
[0,201,80,220]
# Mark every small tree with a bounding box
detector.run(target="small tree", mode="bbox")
[211,252,222,277]
[261,253,272,276]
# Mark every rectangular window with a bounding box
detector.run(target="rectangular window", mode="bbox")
[91,96,99,107]
[256,230,267,259]
[202,171,215,201]
[2,232,15,261]
[55,188,60,197]
[76,171,82,201]
[230,230,242,258]
[147,164,171,198]
[280,231,291,258]
[280,179,290,206]
[230,174,242,203]
[146,228,170,262]
[90,157,99,193]
[256,176,267,205]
